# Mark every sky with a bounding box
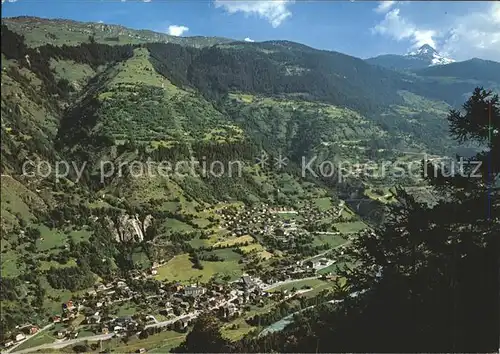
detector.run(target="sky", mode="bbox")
[2,0,500,61]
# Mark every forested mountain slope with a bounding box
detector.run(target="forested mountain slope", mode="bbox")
[413,58,500,83]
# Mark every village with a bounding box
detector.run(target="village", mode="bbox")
[2,265,342,353]
[215,200,349,248]
[2,199,366,353]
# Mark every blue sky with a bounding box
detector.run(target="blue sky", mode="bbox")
[2,0,499,61]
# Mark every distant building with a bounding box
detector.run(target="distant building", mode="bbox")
[219,303,238,319]
[172,283,184,292]
[175,318,190,331]
[113,325,124,333]
[241,276,256,290]
[62,300,75,311]
[15,333,25,342]
[89,313,101,324]
[304,260,321,269]
[183,286,206,297]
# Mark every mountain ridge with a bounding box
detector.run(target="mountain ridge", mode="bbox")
[366,44,458,71]
[1,16,234,48]
[5,16,500,66]
[405,44,455,66]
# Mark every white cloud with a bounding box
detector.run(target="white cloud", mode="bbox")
[441,3,500,61]
[412,30,437,48]
[372,8,437,49]
[167,25,189,37]
[244,37,255,42]
[374,1,409,14]
[373,3,500,61]
[374,1,396,14]
[214,0,293,28]
[2,0,19,3]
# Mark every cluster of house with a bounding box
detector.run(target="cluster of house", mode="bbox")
[215,201,342,247]
[303,257,334,270]
[165,277,271,328]
[103,316,140,336]
[215,204,304,243]
[299,201,343,223]
[2,324,39,348]
[1,266,339,350]
[40,273,284,339]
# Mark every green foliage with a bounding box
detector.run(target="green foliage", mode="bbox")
[2,16,500,350]
[415,58,500,83]
[173,314,231,353]
[227,88,500,352]
[149,41,406,115]
[46,264,95,291]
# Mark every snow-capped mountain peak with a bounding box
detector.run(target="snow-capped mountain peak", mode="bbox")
[407,44,437,57]
[405,44,455,66]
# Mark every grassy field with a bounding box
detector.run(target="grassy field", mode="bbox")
[340,207,356,220]
[213,235,255,248]
[313,197,333,211]
[238,242,274,260]
[317,262,352,275]
[192,218,211,229]
[39,258,78,271]
[131,249,152,270]
[113,303,138,317]
[50,59,96,87]
[0,242,23,277]
[162,218,195,234]
[13,331,56,351]
[36,225,68,252]
[333,221,368,234]
[155,253,243,283]
[312,233,346,247]
[68,228,92,242]
[189,235,214,249]
[40,276,89,316]
[100,330,185,353]
[222,319,257,341]
[239,243,265,254]
[207,248,242,262]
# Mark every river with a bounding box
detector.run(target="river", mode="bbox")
[258,305,315,337]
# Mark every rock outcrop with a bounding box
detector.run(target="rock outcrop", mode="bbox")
[104,213,153,242]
